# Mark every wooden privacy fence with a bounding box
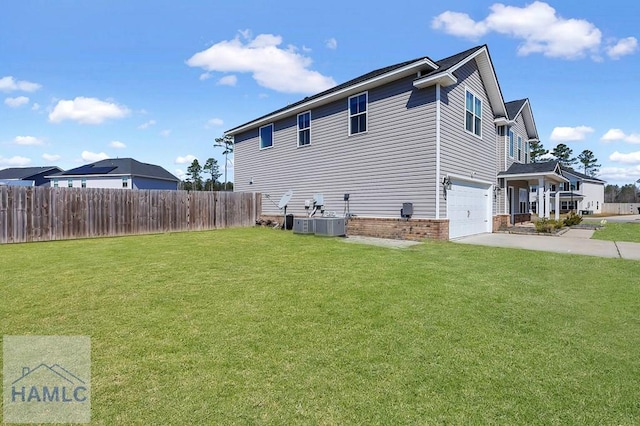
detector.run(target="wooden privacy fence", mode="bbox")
[0,186,262,244]
[602,203,640,215]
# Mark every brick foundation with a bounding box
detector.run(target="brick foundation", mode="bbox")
[258,215,449,241]
[493,214,510,231]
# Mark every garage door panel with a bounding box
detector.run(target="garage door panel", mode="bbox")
[447,180,491,239]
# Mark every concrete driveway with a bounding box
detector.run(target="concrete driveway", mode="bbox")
[454,229,640,260]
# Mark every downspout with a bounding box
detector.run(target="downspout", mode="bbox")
[435,83,441,219]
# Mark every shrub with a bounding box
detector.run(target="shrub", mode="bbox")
[564,211,583,227]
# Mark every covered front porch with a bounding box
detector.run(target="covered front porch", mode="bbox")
[497,162,569,224]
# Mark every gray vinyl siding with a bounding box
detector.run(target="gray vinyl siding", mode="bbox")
[505,114,527,170]
[234,75,438,219]
[438,60,498,217]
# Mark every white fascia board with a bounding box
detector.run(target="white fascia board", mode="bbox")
[446,172,494,186]
[494,117,515,126]
[413,72,457,89]
[227,58,438,136]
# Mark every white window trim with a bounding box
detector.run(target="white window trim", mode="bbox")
[464,87,482,139]
[508,129,514,159]
[517,135,523,162]
[297,111,311,148]
[259,123,274,150]
[348,91,368,136]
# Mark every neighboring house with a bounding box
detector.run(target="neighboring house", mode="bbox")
[0,166,63,187]
[227,45,598,240]
[529,165,604,215]
[47,158,179,190]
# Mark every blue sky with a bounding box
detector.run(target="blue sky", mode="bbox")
[1,0,639,185]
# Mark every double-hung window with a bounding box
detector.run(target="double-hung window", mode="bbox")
[524,142,529,163]
[349,92,367,135]
[517,135,522,162]
[297,111,311,146]
[509,130,514,158]
[465,90,482,137]
[260,124,274,149]
[67,179,73,188]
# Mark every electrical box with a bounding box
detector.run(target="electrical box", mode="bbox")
[401,202,413,218]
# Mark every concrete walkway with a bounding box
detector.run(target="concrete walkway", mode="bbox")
[454,231,640,260]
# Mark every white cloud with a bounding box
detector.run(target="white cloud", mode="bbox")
[160,129,171,137]
[199,73,213,81]
[138,119,156,129]
[609,151,640,165]
[0,155,31,167]
[432,2,630,60]
[607,37,638,59]
[49,97,130,124]
[325,38,338,50]
[186,32,336,94]
[32,102,40,111]
[4,96,29,108]
[599,165,640,182]
[81,151,109,162]
[175,155,196,164]
[550,125,594,141]
[206,117,224,128]
[42,153,61,162]
[601,128,640,144]
[109,141,126,149]
[0,76,41,92]
[13,135,44,146]
[217,75,237,86]
[175,169,186,180]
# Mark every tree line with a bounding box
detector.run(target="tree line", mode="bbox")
[180,135,234,191]
[529,141,600,177]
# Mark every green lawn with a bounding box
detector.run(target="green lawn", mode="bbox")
[592,221,640,243]
[2,228,640,424]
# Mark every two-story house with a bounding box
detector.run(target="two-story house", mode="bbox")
[227,45,572,240]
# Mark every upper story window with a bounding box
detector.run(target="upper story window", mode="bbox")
[67,179,73,188]
[81,178,87,188]
[465,90,482,137]
[259,124,274,149]
[122,177,128,188]
[509,130,514,158]
[524,141,529,163]
[497,125,506,136]
[297,111,311,147]
[53,179,58,188]
[517,135,523,162]
[349,92,367,135]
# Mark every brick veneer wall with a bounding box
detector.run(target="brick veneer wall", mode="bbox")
[493,214,510,231]
[258,215,449,241]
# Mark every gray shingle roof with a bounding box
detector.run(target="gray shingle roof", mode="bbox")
[560,165,605,182]
[0,166,61,180]
[61,158,179,182]
[498,160,561,176]
[505,99,527,121]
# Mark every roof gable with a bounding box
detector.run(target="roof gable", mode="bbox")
[504,98,539,141]
[559,165,606,183]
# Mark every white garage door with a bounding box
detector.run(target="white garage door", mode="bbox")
[447,179,492,239]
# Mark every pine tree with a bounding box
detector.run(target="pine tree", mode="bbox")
[551,143,577,167]
[529,140,549,163]
[577,149,601,177]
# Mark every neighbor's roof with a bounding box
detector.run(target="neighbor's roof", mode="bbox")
[227,45,508,135]
[55,158,179,182]
[559,165,606,183]
[0,166,61,180]
[505,99,528,121]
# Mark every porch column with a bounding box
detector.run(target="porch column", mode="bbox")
[554,190,560,221]
[537,178,545,217]
[544,187,551,219]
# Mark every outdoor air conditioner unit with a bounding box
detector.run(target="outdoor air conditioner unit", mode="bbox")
[313,217,346,237]
[293,218,315,235]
